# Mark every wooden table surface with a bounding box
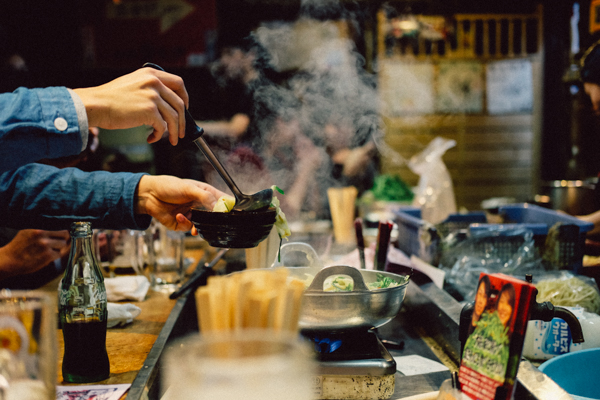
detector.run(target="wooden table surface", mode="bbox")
[38,245,212,396]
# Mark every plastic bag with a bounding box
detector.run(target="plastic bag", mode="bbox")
[441,225,544,301]
[409,137,457,225]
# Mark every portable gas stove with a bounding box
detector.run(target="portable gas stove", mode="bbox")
[301,329,396,400]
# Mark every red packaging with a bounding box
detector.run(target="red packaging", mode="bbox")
[459,273,536,400]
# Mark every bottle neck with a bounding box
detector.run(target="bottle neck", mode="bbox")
[65,233,103,283]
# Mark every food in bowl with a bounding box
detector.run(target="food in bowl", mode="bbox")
[212,185,290,240]
[294,271,408,292]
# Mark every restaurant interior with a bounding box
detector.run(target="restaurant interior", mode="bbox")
[3,1,600,400]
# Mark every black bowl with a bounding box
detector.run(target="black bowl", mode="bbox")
[191,208,277,248]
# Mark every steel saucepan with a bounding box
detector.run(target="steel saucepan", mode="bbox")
[271,242,410,332]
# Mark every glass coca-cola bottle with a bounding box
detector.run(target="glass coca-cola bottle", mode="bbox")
[59,221,110,383]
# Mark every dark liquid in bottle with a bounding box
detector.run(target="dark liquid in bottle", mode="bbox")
[62,320,110,383]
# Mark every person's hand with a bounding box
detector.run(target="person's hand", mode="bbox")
[73,67,189,146]
[134,175,227,233]
[0,230,70,279]
[295,134,324,174]
[342,141,376,177]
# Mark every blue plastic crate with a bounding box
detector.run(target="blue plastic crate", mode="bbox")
[393,203,594,271]
[393,207,487,265]
[498,203,593,271]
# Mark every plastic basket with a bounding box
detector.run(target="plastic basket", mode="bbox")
[393,207,487,265]
[393,203,594,271]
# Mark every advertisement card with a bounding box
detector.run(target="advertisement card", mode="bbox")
[459,273,536,400]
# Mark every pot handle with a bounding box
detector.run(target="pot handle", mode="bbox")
[272,242,324,269]
[306,265,370,292]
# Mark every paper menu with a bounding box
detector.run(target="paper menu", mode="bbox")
[458,273,536,400]
[56,384,130,400]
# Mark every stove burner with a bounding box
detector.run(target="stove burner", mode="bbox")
[301,329,392,362]
[310,337,343,354]
[301,329,397,379]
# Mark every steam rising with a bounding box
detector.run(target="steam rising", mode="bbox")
[204,0,403,218]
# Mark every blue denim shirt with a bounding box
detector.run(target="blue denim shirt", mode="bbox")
[0,87,87,172]
[0,163,151,231]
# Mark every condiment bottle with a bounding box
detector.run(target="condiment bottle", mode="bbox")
[523,306,600,361]
[59,221,110,383]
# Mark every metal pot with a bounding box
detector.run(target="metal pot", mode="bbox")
[540,179,598,216]
[291,265,409,332]
[273,243,410,332]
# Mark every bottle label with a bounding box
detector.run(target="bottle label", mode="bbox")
[542,318,572,355]
[60,283,107,322]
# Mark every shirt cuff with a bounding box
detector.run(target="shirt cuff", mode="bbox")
[67,88,89,152]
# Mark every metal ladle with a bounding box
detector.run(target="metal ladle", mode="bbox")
[143,63,273,212]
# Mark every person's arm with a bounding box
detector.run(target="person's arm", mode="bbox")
[195,113,250,140]
[331,141,377,178]
[0,87,83,172]
[0,67,190,172]
[577,210,600,235]
[0,163,225,232]
[281,135,325,219]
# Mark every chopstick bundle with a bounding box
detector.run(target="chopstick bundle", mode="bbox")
[195,268,305,333]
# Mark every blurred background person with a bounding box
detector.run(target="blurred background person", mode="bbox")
[260,109,328,221]
[321,113,378,196]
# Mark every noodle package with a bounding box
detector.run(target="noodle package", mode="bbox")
[532,271,600,314]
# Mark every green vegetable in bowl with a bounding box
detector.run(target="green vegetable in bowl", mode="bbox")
[367,273,408,290]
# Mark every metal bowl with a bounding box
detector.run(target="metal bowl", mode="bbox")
[287,265,410,333]
[191,208,276,248]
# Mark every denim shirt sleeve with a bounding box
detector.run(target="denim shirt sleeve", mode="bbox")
[0,164,152,231]
[0,87,87,172]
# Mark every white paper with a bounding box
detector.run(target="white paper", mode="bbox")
[410,255,445,288]
[486,59,533,114]
[395,355,449,376]
[56,384,130,400]
[380,61,435,115]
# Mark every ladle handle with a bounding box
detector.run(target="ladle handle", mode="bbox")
[192,137,245,201]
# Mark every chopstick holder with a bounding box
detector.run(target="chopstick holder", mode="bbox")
[195,267,304,333]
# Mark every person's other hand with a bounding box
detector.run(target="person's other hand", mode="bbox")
[0,230,70,279]
[342,141,377,177]
[73,67,189,146]
[295,134,324,174]
[134,175,227,233]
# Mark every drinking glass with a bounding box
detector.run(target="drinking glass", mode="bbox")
[147,222,185,292]
[162,329,316,400]
[94,229,145,277]
[0,290,57,400]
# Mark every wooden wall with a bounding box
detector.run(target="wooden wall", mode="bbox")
[376,6,544,211]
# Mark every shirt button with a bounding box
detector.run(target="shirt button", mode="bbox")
[54,117,68,131]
